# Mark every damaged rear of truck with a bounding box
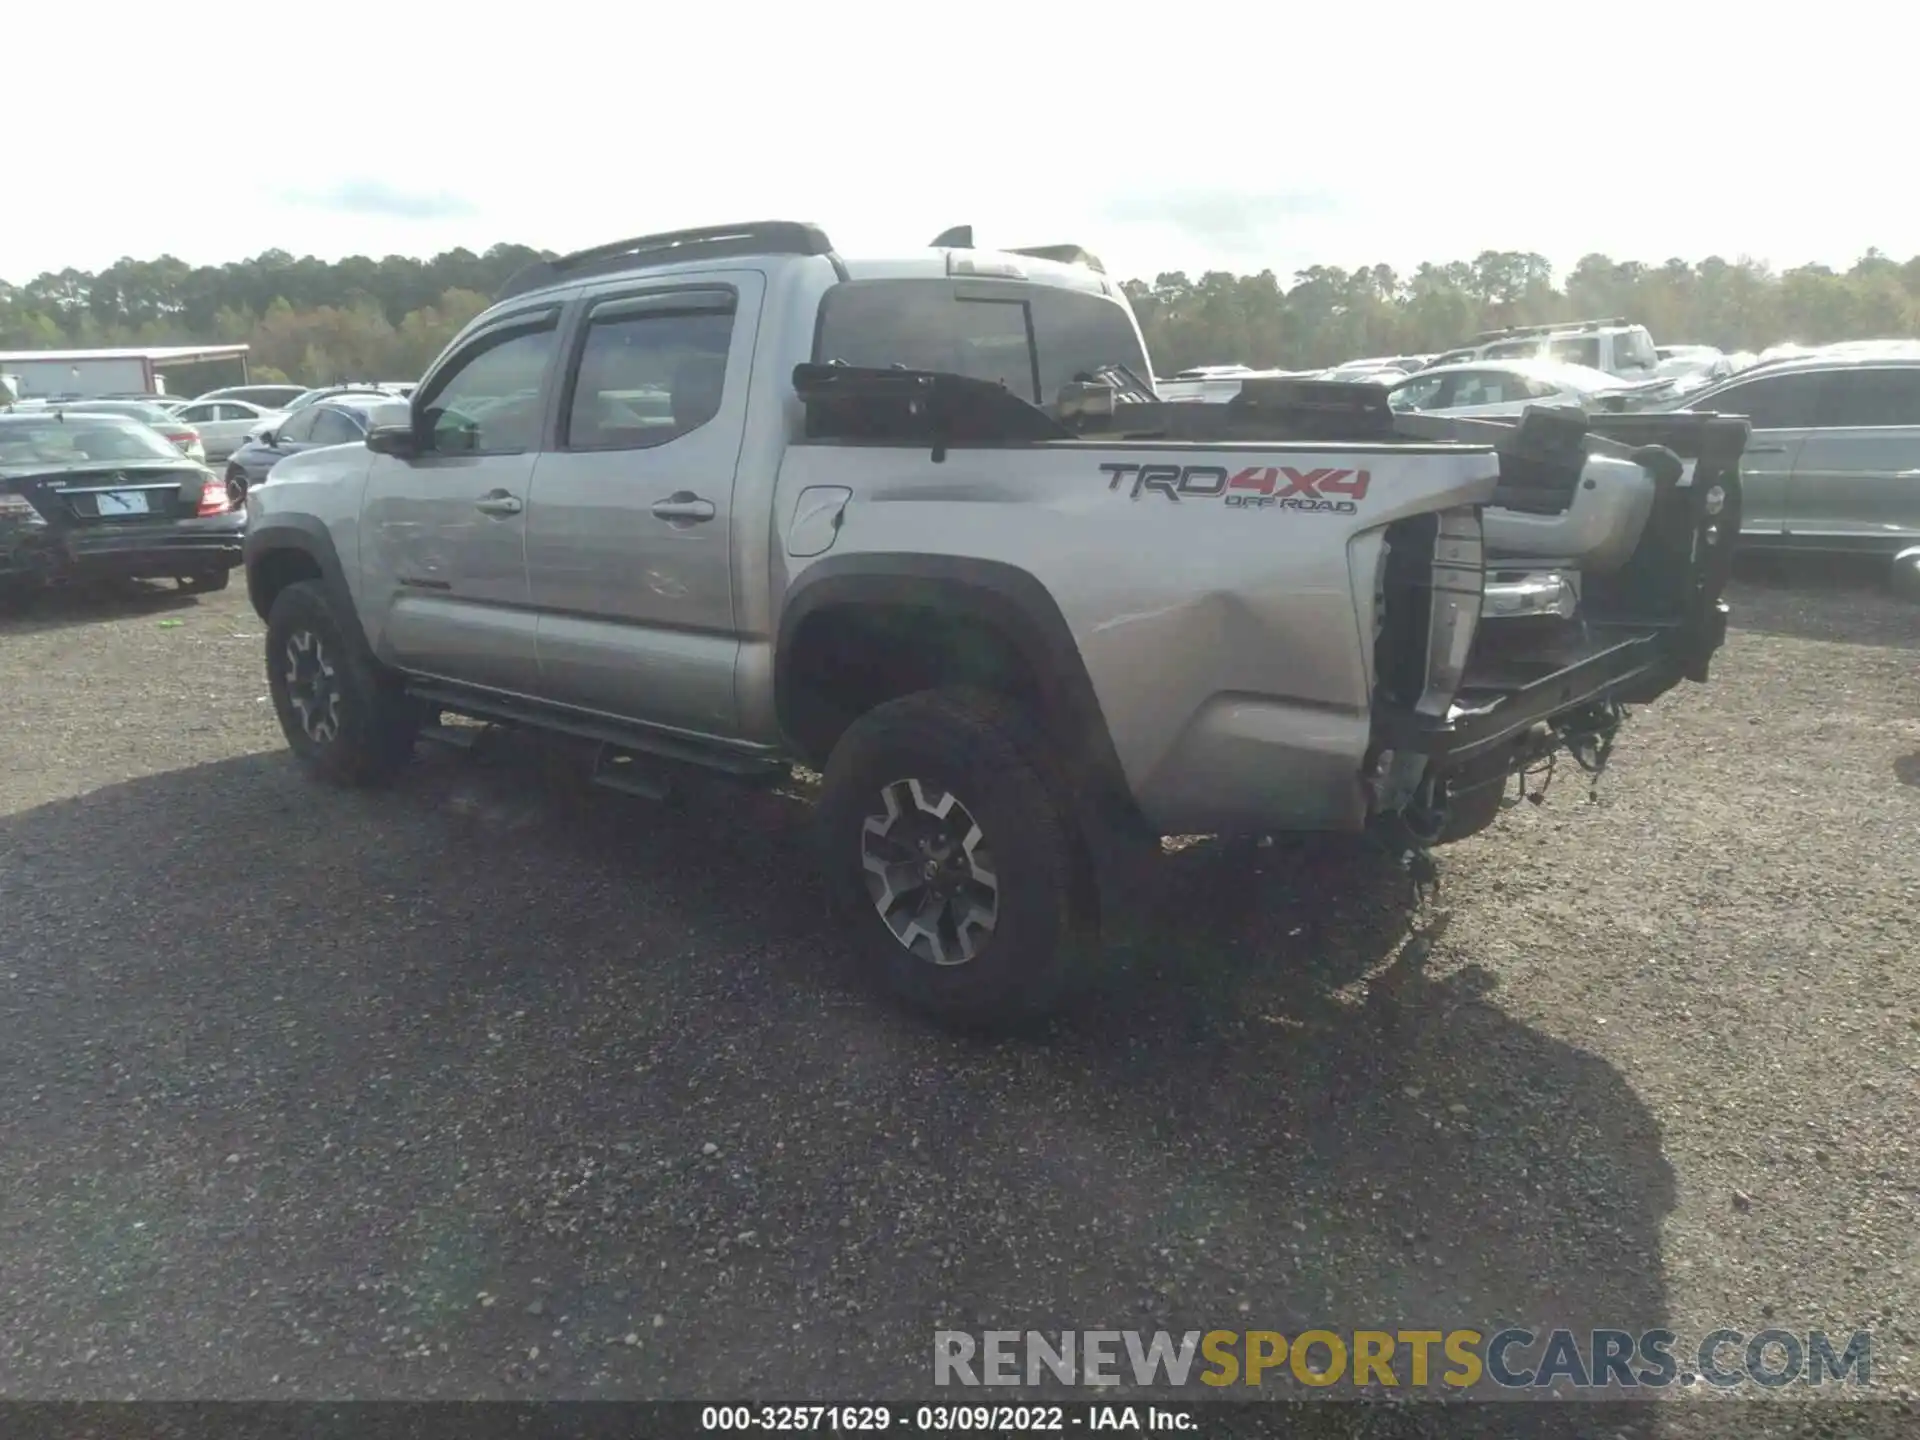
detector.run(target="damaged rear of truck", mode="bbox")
[786,361,1745,870]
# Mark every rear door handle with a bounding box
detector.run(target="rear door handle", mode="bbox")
[652,492,716,523]
[475,492,523,516]
[1745,445,1787,455]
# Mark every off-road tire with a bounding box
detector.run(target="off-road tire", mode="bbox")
[265,579,421,787]
[177,569,231,594]
[816,688,1098,1031]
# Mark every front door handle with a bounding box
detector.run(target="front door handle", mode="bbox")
[652,492,716,523]
[475,491,523,516]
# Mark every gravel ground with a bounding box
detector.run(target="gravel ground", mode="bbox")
[0,565,1915,1434]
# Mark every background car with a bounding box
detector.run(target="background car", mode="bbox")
[0,410,241,595]
[1317,361,1411,385]
[192,383,309,410]
[1385,358,1666,417]
[169,397,286,462]
[54,399,206,462]
[238,385,406,445]
[283,384,405,412]
[1664,351,1920,594]
[224,396,411,501]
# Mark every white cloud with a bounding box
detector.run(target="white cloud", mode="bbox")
[2,0,1909,285]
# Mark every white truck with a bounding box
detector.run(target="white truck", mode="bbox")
[1433,318,1661,377]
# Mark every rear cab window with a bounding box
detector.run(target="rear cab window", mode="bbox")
[813,278,1148,408]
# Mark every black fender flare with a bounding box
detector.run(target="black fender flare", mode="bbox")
[243,517,371,655]
[777,553,1135,815]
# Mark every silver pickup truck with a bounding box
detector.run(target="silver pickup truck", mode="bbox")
[241,221,1747,1030]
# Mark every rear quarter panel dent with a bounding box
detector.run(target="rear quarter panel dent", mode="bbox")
[772,443,1497,813]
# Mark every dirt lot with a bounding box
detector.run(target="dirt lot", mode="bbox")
[0,565,1915,1429]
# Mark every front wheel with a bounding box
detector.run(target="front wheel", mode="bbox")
[226,467,249,507]
[265,579,421,787]
[815,689,1097,1031]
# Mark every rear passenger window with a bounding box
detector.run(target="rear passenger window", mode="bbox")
[816,281,1039,402]
[1695,372,1823,429]
[564,293,737,451]
[1821,368,1920,428]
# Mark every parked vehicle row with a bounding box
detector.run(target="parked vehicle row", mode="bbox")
[1386,358,1668,418]
[1368,341,1920,593]
[0,372,425,599]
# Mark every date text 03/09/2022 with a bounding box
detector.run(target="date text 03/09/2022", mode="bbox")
[700,1404,1193,1432]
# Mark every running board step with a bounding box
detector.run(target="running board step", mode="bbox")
[591,749,674,802]
[403,681,790,783]
[420,721,484,750]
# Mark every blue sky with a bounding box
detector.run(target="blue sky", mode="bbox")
[5,1,1911,287]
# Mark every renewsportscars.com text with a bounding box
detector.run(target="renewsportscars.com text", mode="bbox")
[934,1328,1872,1391]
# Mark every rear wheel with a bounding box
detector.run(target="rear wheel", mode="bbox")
[265,579,421,787]
[816,689,1097,1031]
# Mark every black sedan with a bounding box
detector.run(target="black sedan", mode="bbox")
[0,411,243,594]
[224,396,410,502]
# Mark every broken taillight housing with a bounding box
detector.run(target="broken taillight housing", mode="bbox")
[1416,505,1485,718]
[195,475,231,516]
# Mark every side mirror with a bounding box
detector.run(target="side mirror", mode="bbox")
[259,430,278,448]
[366,423,417,458]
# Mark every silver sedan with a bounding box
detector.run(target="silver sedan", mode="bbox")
[169,398,286,463]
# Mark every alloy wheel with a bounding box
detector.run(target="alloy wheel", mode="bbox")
[859,777,1000,966]
[284,629,342,743]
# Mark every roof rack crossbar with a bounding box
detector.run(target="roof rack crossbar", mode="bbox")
[1471,316,1632,343]
[497,221,836,300]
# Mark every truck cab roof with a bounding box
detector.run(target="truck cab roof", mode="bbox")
[491,221,1118,313]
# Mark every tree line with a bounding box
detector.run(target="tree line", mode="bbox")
[4,244,1919,385]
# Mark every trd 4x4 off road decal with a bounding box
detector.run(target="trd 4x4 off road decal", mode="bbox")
[1100,462,1369,514]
